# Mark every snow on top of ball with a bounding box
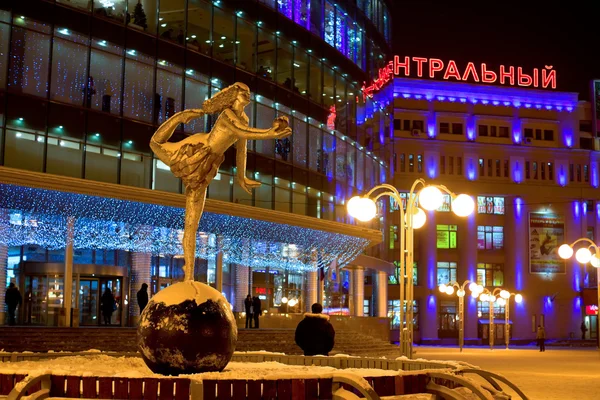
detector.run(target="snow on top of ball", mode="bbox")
[152,280,224,307]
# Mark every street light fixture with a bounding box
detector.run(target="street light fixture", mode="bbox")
[475,287,521,350]
[439,280,476,352]
[559,237,600,349]
[347,179,475,358]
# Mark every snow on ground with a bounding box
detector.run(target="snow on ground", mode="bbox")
[0,355,400,381]
[415,346,600,400]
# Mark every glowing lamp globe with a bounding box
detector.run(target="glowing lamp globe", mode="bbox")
[500,290,510,299]
[406,207,427,229]
[281,297,288,304]
[418,186,444,211]
[558,244,574,260]
[468,282,478,293]
[480,293,489,302]
[452,194,475,217]
[496,298,506,306]
[591,254,600,268]
[347,196,377,222]
[288,299,297,307]
[575,248,592,264]
[445,286,455,295]
[471,292,479,299]
[489,295,496,303]
[515,294,523,303]
[439,284,447,293]
[477,284,484,293]
[457,289,466,298]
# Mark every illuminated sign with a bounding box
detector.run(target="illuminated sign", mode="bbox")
[585,305,598,316]
[363,56,557,100]
[327,105,336,130]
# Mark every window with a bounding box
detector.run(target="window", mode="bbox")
[526,161,530,179]
[541,162,546,180]
[440,156,446,174]
[477,301,505,319]
[476,263,504,287]
[437,225,457,249]
[477,196,505,214]
[417,154,423,173]
[487,159,492,177]
[490,126,497,137]
[437,194,452,212]
[479,125,488,137]
[363,299,370,316]
[394,119,401,130]
[577,164,582,182]
[495,160,501,177]
[440,122,450,134]
[408,154,414,172]
[449,156,454,175]
[504,160,509,178]
[524,128,533,138]
[535,129,542,140]
[389,261,418,286]
[457,157,462,175]
[543,130,554,141]
[439,300,458,336]
[387,300,419,330]
[437,262,457,285]
[452,123,463,135]
[479,158,484,176]
[499,127,509,138]
[400,153,405,172]
[533,162,538,179]
[477,226,504,250]
[412,120,424,132]
[584,165,589,182]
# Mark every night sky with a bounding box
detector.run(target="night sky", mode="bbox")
[392,2,599,99]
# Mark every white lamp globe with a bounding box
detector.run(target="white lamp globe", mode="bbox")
[452,194,475,217]
[558,244,574,260]
[418,186,444,211]
[347,196,377,222]
[288,299,297,307]
[575,248,593,264]
[439,284,447,293]
[477,284,484,293]
[515,294,523,304]
[281,297,288,304]
[457,289,466,298]
[497,298,506,306]
[591,254,600,268]
[480,293,488,302]
[489,295,496,303]
[406,207,427,229]
[471,292,479,299]
[500,290,510,299]
[468,282,478,293]
[445,286,455,295]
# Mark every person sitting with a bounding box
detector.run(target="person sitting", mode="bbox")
[294,303,335,356]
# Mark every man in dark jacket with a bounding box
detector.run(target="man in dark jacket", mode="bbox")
[252,296,262,328]
[244,294,253,328]
[137,283,149,314]
[5,283,22,326]
[295,303,335,356]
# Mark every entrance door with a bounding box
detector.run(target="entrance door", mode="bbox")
[79,279,99,326]
[24,275,48,325]
[99,278,122,326]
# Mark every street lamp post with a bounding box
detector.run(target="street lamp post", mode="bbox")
[498,290,523,349]
[477,287,503,350]
[439,280,477,352]
[347,179,475,358]
[558,238,600,349]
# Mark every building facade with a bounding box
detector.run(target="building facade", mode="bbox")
[387,75,599,343]
[0,0,395,327]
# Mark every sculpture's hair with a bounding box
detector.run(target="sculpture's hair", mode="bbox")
[201,82,250,115]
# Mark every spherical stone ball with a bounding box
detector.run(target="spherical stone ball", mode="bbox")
[137,280,237,375]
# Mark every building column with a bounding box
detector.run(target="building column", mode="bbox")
[375,270,388,318]
[420,210,438,341]
[234,264,250,312]
[305,270,318,313]
[458,212,478,341]
[352,266,365,317]
[62,217,75,327]
[0,244,7,325]
[130,252,152,325]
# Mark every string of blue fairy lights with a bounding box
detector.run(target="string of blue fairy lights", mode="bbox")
[0,184,371,272]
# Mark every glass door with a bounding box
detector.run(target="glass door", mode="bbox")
[24,275,48,325]
[79,279,99,326]
[99,278,122,325]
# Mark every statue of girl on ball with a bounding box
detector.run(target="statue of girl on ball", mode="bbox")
[139,83,292,375]
[150,82,292,281]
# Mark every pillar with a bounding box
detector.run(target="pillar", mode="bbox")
[420,209,438,341]
[352,266,365,317]
[0,244,7,325]
[130,252,152,325]
[235,264,250,313]
[305,270,318,312]
[459,211,478,341]
[375,270,388,318]
[215,251,224,293]
[63,216,75,327]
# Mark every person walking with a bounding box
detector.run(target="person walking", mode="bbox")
[581,321,588,340]
[101,288,116,326]
[252,296,262,329]
[295,303,335,356]
[137,283,149,314]
[5,283,22,326]
[244,294,253,329]
[536,325,546,352]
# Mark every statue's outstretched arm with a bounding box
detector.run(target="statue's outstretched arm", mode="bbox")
[223,109,292,140]
[235,139,261,194]
[150,110,203,163]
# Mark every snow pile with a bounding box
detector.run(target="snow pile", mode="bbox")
[150,280,223,307]
[0,355,408,381]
